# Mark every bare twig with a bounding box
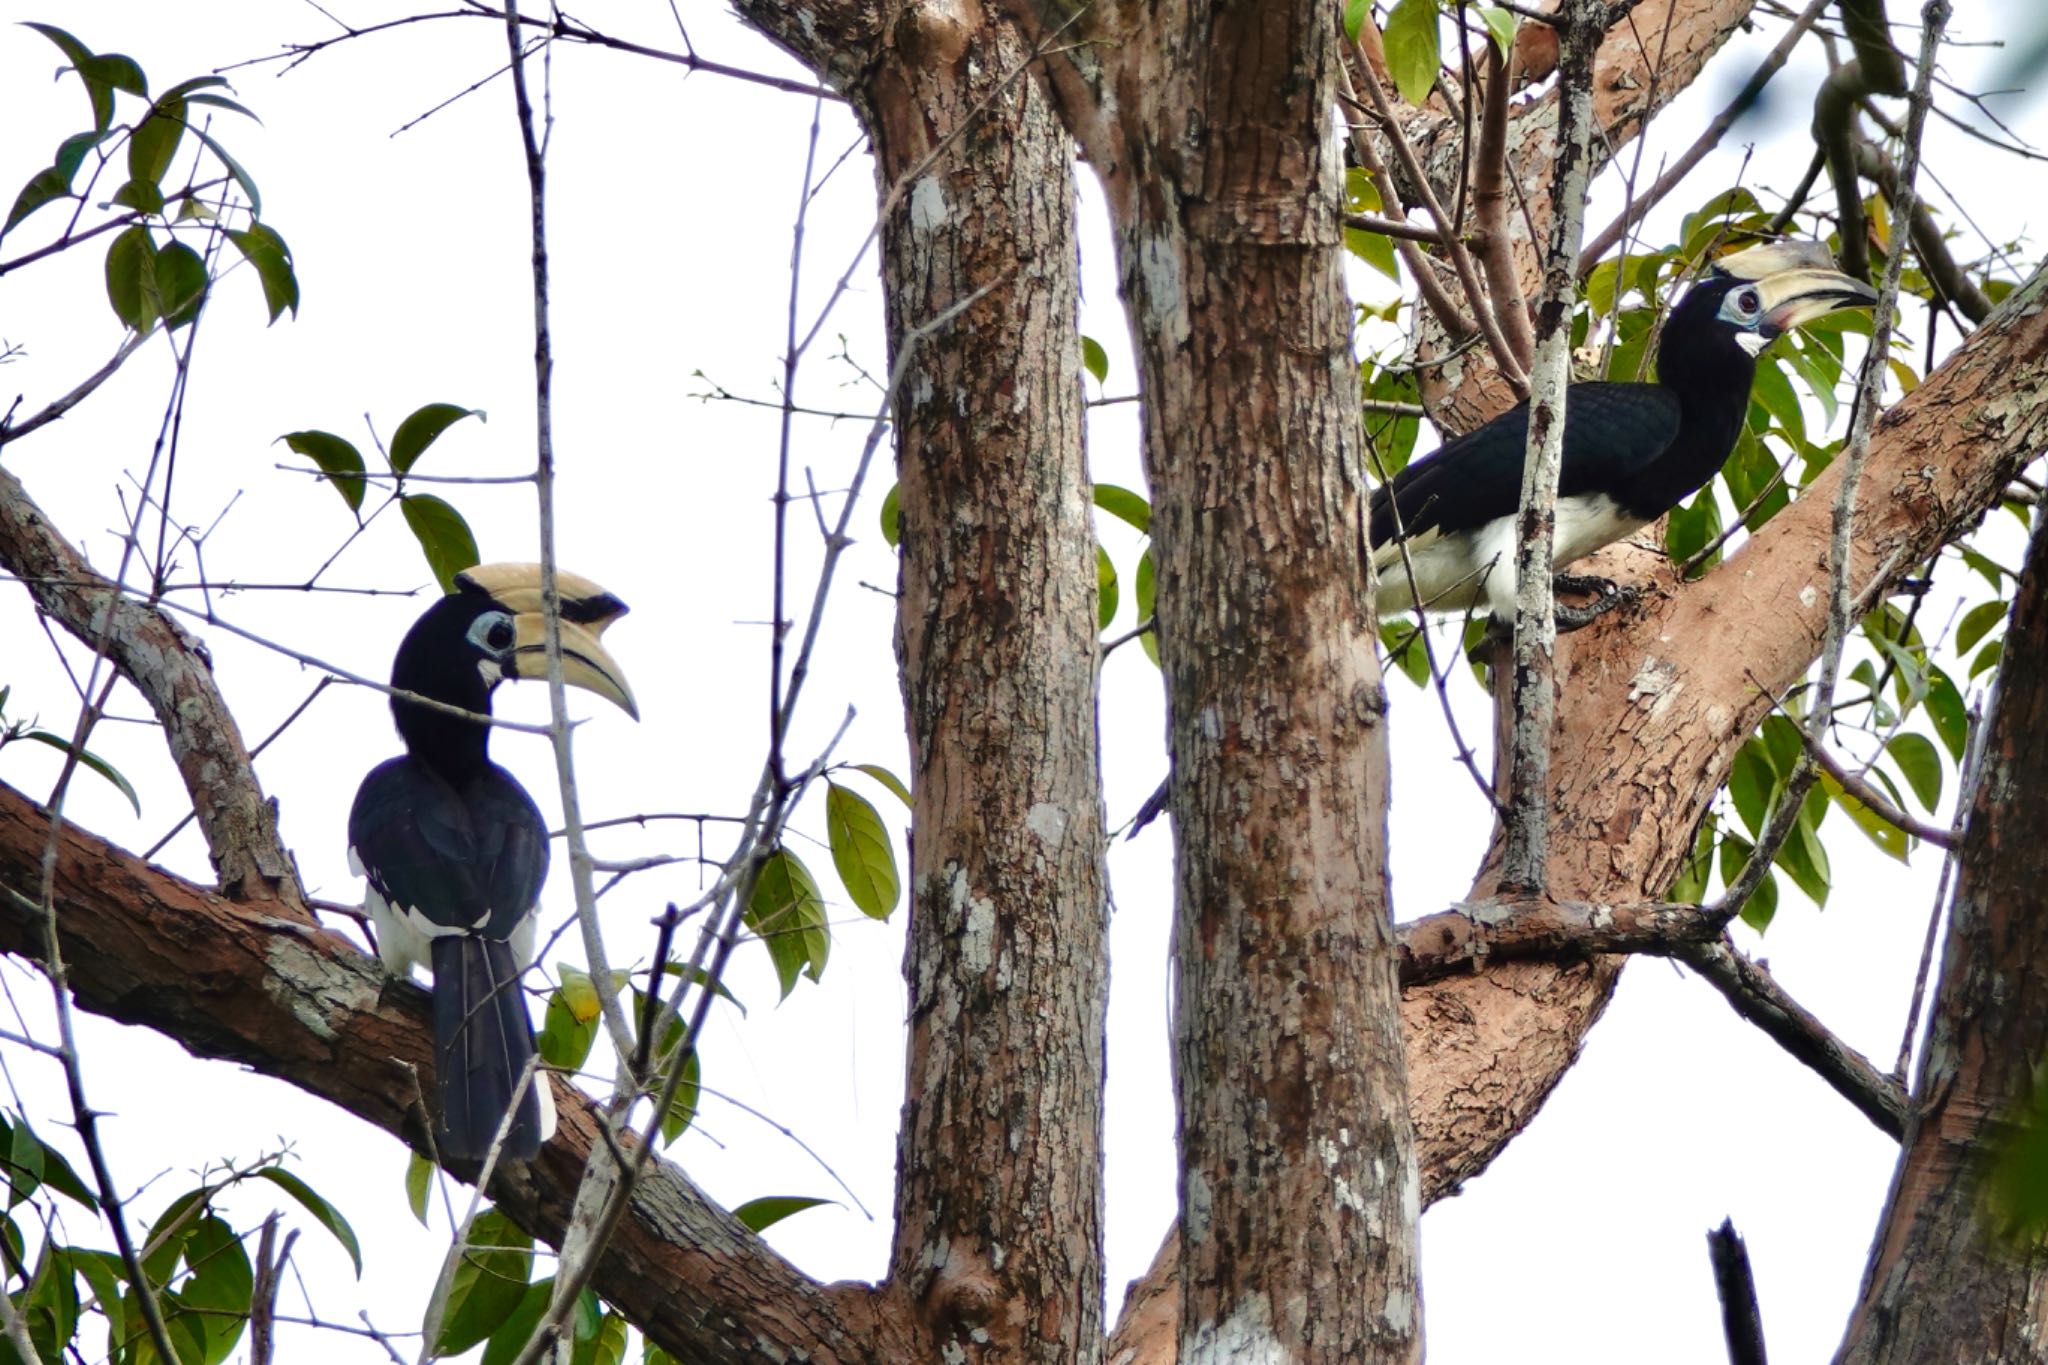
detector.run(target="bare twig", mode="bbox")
[1707,1218,1769,1365]
[1675,937,1910,1137]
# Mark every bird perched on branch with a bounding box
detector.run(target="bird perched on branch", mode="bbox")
[1369,241,1878,623]
[349,564,638,1163]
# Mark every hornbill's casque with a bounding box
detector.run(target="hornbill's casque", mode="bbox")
[1369,242,1879,620]
[349,564,637,1162]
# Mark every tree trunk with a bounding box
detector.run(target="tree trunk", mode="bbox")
[868,21,1111,1365]
[1833,459,2048,1361]
[1025,0,1422,1354]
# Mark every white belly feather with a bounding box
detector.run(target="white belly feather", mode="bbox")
[1372,494,1645,618]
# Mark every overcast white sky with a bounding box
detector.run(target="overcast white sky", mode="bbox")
[1,2,2044,1361]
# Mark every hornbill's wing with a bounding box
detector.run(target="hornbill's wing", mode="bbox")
[1367,382,1684,563]
[348,760,548,939]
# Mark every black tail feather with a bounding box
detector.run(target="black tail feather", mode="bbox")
[430,936,543,1162]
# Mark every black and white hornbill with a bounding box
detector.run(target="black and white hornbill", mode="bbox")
[349,564,637,1163]
[1368,241,1879,620]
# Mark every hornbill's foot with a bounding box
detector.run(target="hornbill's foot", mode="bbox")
[1553,573,1640,632]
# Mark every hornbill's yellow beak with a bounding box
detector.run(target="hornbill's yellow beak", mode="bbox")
[456,563,639,720]
[1712,241,1880,333]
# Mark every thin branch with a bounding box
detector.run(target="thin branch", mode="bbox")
[1674,937,1910,1137]
[0,334,148,449]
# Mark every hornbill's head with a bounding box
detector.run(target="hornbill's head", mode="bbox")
[390,564,638,756]
[1668,240,1880,365]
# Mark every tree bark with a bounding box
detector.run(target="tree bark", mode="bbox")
[1833,409,2048,1361]
[865,20,1111,1365]
[1025,0,1422,1355]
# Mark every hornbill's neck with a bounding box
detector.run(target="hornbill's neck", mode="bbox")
[1626,303,1758,518]
[391,649,496,781]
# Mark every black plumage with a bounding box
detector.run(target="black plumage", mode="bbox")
[1369,244,1877,619]
[349,566,635,1164]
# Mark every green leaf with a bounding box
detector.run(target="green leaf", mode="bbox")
[658,1047,701,1146]
[280,430,368,515]
[24,1129,94,1210]
[1748,356,1805,446]
[176,1215,252,1365]
[4,166,73,239]
[110,177,165,214]
[1097,544,1119,630]
[1887,732,1943,811]
[1345,222,1399,280]
[1973,637,2004,680]
[129,95,188,190]
[539,967,600,1073]
[401,494,482,594]
[879,482,902,548]
[850,762,911,809]
[1774,787,1831,907]
[254,1166,361,1278]
[105,223,157,332]
[1134,547,1159,666]
[1378,621,1430,688]
[187,125,261,219]
[1381,0,1442,105]
[434,1210,534,1357]
[1727,740,1775,838]
[1091,483,1151,534]
[21,1242,78,1365]
[1820,771,1909,862]
[573,1311,629,1365]
[389,403,484,475]
[1667,818,1717,903]
[0,1116,42,1208]
[20,731,140,815]
[480,1278,551,1365]
[1664,487,1722,569]
[1923,667,1969,762]
[1080,334,1109,385]
[155,238,207,329]
[24,25,144,133]
[1478,5,1516,55]
[746,850,829,998]
[404,1151,434,1227]
[226,224,297,322]
[142,1188,207,1288]
[1758,714,1805,780]
[1957,599,2007,654]
[71,1248,126,1354]
[649,961,743,1016]
[732,1195,833,1233]
[825,783,899,920]
[1343,0,1371,42]
[1718,833,1779,933]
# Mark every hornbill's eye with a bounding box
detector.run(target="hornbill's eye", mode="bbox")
[467,611,517,654]
[1735,287,1762,316]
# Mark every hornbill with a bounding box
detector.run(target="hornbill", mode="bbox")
[1369,242,1879,621]
[349,564,637,1163]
